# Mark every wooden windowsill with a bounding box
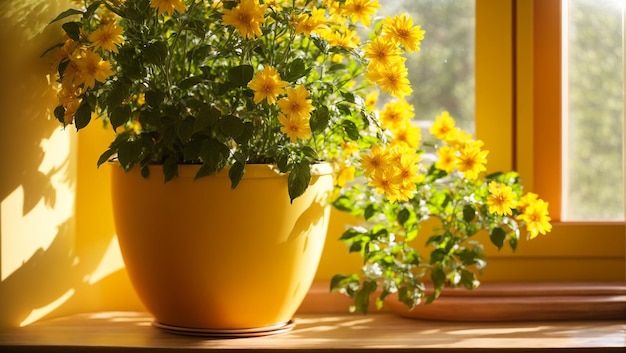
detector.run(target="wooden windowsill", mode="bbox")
[1,282,625,352]
[0,311,624,352]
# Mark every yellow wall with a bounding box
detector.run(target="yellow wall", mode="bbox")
[0,0,143,331]
[0,0,77,330]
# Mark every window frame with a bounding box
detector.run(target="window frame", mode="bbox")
[474,0,625,281]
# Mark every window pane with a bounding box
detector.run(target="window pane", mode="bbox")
[378,0,476,133]
[564,0,625,220]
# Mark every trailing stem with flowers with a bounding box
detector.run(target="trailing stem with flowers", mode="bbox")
[331,111,553,314]
[46,0,424,201]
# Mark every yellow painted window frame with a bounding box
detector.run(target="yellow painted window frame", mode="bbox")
[475,0,625,282]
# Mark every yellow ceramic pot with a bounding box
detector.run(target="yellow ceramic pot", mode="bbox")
[110,163,333,334]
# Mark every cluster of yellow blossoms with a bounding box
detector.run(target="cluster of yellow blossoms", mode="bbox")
[54,0,423,139]
[53,10,122,124]
[225,0,424,145]
[359,109,551,239]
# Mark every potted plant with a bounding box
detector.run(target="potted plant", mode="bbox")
[45,0,424,336]
[330,110,553,314]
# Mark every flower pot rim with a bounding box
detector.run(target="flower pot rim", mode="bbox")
[109,161,334,179]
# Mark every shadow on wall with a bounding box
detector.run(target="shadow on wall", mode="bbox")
[0,0,142,331]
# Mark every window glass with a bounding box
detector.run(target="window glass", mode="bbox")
[564,0,624,220]
[377,0,476,133]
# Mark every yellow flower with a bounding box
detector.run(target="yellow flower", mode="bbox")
[74,50,114,89]
[456,141,488,180]
[487,181,517,216]
[391,151,420,189]
[517,199,552,239]
[247,66,289,104]
[380,99,414,129]
[390,121,421,149]
[135,93,146,106]
[445,127,473,149]
[88,22,125,53]
[364,91,379,111]
[319,28,360,49]
[222,0,266,40]
[336,164,356,187]
[382,13,426,52]
[366,63,412,98]
[430,111,456,140]
[278,85,314,120]
[369,172,400,202]
[341,0,380,27]
[278,113,311,142]
[150,0,185,16]
[516,192,539,214]
[340,141,360,156]
[360,144,393,177]
[364,37,404,71]
[295,8,327,37]
[63,98,81,125]
[435,145,457,173]
[264,0,283,11]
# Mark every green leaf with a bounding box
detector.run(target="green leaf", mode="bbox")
[143,41,168,65]
[229,161,245,190]
[200,139,230,167]
[364,203,377,220]
[117,140,142,171]
[340,228,365,241]
[460,269,478,290]
[177,116,195,141]
[62,22,81,41]
[106,80,131,109]
[509,235,518,251]
[49,9,83,24]
[137,166,148,179]
[276,153,289,173]
[163,157,178,183]
[84,1,102,19]
[74,100,92,130]
[178,76,205,90]
[194,163,217,180]
[233,121,254,144]
[310,107,330,133]
[349,241,363,253]
[194,105,221,133]
[145,90,165,108]
[109,104,131,130]
[283,58,310,82]
[341,120,360,141]
[311,34,329,54]
[54,105,65,124]
[219,115,245,138]
[430,267,446,291]
[300,146,318,160]
[489,227,506,250]
[397,207,411,226]
[97,149,116,167]
[330,274,349,292]
[462,204,476,223]
[228,65,254,87]
[398,287,419,309]
[332,195,354,212]
[288,161,311,203]
[426,234,443,246]
[183,138,202,161]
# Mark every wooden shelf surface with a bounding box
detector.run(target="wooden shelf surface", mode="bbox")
[1,311,624,352]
